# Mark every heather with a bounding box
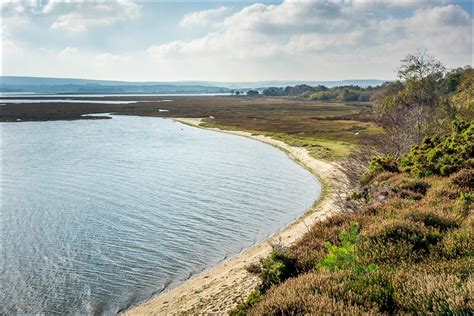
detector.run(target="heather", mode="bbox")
[232,159,473,315]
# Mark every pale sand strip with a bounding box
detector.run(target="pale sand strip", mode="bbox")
[125,118,347,315]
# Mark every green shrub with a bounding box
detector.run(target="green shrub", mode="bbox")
[368,156,400,174]
[318,222,378,273]
[400,121,474,177]
[230,290,262,316]
[459,192,474,202]
[259,248,297,292]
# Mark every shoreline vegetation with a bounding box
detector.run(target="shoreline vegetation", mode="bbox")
[124,118,348,315]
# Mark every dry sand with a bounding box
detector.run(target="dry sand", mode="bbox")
[124,118,348,315]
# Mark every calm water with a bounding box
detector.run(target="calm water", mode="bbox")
[0,115,320,314]
[0,99,142,104]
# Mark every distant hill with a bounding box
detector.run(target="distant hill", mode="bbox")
[0,76,388,94]
[0,76,229,94]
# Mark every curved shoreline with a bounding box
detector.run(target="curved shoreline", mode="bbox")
[124,118,347,315]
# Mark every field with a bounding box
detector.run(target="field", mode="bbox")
[1,96,380,159]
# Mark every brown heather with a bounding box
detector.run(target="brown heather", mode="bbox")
[392,271,473,314]
[248,272,380,315]
[245,168,473,315]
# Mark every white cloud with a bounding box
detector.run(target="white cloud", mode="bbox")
[147,1,472,80]
[179,6,229,28]
[1,1,472,81]
[1,0,141,32]
[46,0,141,32]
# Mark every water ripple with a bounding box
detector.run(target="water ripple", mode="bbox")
[1,115,321,314]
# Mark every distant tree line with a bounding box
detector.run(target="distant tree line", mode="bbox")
[261,84,381,101]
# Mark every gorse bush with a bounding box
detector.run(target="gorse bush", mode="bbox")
[367,155,399,174]
[400,120,474,177]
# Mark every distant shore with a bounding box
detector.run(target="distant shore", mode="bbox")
[124,118,347,315]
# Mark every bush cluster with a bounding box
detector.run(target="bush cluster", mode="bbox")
[367,155,399,174]
[400,121,473,177]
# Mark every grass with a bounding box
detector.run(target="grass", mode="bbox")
[200,103,380,160]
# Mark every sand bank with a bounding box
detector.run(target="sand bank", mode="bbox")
[125,118,347,315]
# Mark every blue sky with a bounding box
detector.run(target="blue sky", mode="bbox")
[1,0,473,81]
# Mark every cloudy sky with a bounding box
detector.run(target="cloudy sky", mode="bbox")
[1,0,473,82]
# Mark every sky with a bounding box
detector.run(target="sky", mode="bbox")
[1,0,473,82]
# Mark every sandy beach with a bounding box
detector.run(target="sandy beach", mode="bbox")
[124,118,347,315]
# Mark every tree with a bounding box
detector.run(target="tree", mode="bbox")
[398,50,445,81]
[450,66,474,121]
[235,91,241,96]
[247,90,259,96]
[374,51,448,156]
[398,51,447,143]
[262,87,284,96]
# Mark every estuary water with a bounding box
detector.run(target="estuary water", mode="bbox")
[0,115,321,314]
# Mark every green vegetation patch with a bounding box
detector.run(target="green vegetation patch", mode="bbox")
[401,121,474,177]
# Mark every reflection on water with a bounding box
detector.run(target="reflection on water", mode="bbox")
[1,115,320,314]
